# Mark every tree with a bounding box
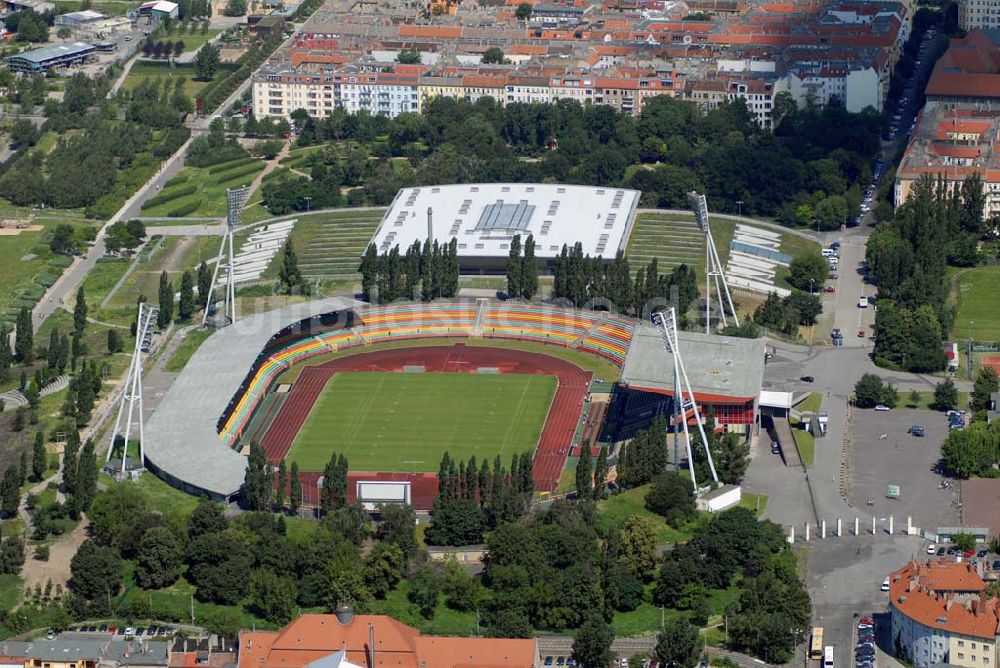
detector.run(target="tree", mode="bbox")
[186,532,253,605]
[932,379,959,412]
[157,271,174,329]
[197,261,212,309]
[854,373,887,408]
[787,252,828,292]
[655,618,704,668]
[377,503,417,558]
[814,195,848,230]
[575,440,593,498]
[364,542,405,599]
[194,43,221,80]
[248,569,297,624]
[396,48,421,64]
[645,472,695,527]
[222,0,246,14]
[619,516,658,581]
[15,307,33,364]
[506,234,522,299]
[573,615,614,668]
[407,563,440,618]
[952,532,976,552]
[514,1,532,19]
[10,118,37,147]
[134,526,183,589]
[972,367,999,413]
[1,467,19,517]
[522,234,538,300]
[425,497,485,546]
[243,442,272,511]
[106,329,122,354]
[178,270,195,320]
[593,446,608,500]
[481,47,507,64]
[32,431,45,481]
[73,287,88,340]
[187,500,227,539]
[289,461,302,513]
[70,539,124,607]
[278,238,305,294]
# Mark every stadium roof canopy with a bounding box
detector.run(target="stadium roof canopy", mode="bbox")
[369,183,641,261]
[143,296,360,499]
[619,323,766,402]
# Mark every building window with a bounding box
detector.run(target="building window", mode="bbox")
[961,642,966,648]
[959,654,965,659]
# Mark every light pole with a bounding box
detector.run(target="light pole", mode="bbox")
[735,200,744,217]
[304,196,312,212]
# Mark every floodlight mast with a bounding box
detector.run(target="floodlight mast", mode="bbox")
[107,302,158,478]
[652,308,720,492]
[203,185,250,327]
[687,192,739,334]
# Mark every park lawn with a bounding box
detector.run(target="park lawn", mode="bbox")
[165,327,214,372]
[790,419,815,467]
[611,581,741,637]
[139,161,265,218]
[0,224,55,317]
[739,492,768,517]
[371,579,478,636]
[797,392,823,415]
[81,257,134,328]
[287,372,556,472]
[0,574,22,612]
[163,29,222,53]
[596,484,699,544]
[954,266,1000,342]
[123,62,211,100]
[104,236,217,312]
[902,390,970,412]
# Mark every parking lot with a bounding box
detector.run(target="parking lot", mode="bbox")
[849,408,959,532]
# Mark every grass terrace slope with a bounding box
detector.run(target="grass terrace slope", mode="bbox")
[287,371,556,471]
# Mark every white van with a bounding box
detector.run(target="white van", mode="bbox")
[823,646,834,668]
[822,248,837,257]
[858,296,869,308]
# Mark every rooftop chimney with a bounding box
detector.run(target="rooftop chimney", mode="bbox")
[336,606,355,625]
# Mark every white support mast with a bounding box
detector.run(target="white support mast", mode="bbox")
[202,185,250,327]
[688,192,739,333]
[652,308,719,493]
[107,302,158,478]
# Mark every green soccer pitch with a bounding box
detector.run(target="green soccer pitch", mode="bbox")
[285,372,558,472]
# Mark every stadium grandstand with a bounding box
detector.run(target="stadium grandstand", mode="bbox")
[143,299,765,505]
[610,322,766,438]
[369,183,641,273]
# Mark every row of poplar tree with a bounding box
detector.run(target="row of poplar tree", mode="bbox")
[359,238,460,303]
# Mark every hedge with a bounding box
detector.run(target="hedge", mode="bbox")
[141,183,198,210]
[262,166,290,182]
[164,174,189,188]
[186,144,248,168]
[207,156,258,175]
[26,279,49,294]
[48,256,73,269]
[214,163,263,186]
[167,199,203,217]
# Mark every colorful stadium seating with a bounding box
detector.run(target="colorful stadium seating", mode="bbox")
[220,302,635,443]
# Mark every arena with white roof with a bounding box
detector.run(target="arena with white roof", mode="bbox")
[368,183,641,272]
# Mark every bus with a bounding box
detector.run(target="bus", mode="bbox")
[823,646,835,668]
[809,629,825,661]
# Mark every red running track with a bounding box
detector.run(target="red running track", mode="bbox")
[259,343,592,494]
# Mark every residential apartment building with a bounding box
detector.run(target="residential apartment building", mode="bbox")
[925,30,1000,108]
[237,612,539,668]
[889,560,1000,668]
[894,106,1000,219]
[959,0,1000,31]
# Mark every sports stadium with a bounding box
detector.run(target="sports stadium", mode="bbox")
[143,299,765,508]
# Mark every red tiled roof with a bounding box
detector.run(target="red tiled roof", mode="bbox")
[889,561,999,640]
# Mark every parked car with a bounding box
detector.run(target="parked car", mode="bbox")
[881,577,890,591]
[824,286,836,293]
[909,425,925,436]
[801,375,815,382]
[875,404,891,411]
[927,543,937,554]
[771,441,781,454]
[937,547,947,556]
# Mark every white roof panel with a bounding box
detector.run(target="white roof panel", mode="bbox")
[369,183,640,260]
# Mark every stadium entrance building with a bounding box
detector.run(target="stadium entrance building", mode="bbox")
[607,323,766,439]
[368,183,641,274]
